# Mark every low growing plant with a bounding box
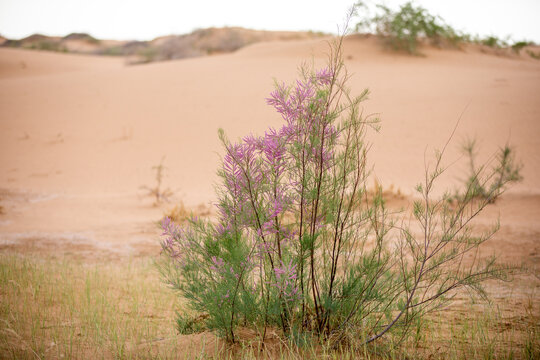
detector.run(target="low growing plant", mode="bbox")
[158,30,519,350]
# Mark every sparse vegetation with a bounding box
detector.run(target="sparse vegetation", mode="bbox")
[135,46,159,64]
[101,46,124,56]
[0,6,537,359]
[355,1,461,54]
[0,254,537,359]
[1,28,325,65]
[527,49,540,60]
[511,41,532,54]
[163,202,190,225]
[355,1,536,56]
[141,157,174,205]
[480,35,507,49]
[27,40,68,53]
[456,138,522,203]
[0,255,182,359]
[63,32,100,44]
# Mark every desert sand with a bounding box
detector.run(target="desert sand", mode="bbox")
[1,35,539,255]
[0,35,539,355]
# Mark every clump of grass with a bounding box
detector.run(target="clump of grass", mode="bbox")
[163,201,190,225]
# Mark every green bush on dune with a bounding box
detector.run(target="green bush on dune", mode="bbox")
[355,1,461,54]
[355,1,535,56]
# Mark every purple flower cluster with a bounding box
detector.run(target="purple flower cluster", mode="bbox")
[271,259,300,301]
[266,68,338,172]
[160,217,184,262]
[161,66,340,315]
[211,67,341,287]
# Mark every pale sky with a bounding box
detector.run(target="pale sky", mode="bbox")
[1,0,539,43]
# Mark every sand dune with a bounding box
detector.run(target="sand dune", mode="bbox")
[0,35,539,257]
[0,47,124,79]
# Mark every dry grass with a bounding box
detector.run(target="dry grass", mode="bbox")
[0,254,184,359]
[0,252,538,359]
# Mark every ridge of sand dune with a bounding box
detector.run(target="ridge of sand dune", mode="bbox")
[0,47,124,79]
[0,36,539,254]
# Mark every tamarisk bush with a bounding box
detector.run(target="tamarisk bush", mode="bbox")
[158,34,519,347]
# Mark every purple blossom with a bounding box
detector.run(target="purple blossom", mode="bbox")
[271,259,300,301]
[315,67,334,85]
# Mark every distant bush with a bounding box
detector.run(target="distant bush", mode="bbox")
[141,158,174,205]
[511,41,531,54]
[158,26,519,350]
[355,2,536,56]
[355,1,461,54]
[480,36,507,49]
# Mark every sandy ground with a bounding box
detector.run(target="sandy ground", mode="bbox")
[1,35,539,254]
[0,36,539,355]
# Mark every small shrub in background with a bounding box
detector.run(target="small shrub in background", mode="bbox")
[158,22,520,351]
[511,41,532,54]
[480,35,507,49]
[355,1,536,57]
[141,157,174,206]
[456,138,522,203]
[355,1,461,54]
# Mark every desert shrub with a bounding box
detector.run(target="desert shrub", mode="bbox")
[141,157,174,205]
[456,138,522,203]
[355,1,461,54]
[480,35,507,48]
[511,41,531,54]
[158,31,519,349]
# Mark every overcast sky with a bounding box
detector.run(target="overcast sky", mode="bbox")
[1,0,539,43]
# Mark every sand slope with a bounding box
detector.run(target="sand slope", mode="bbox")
[0,36,539,258]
